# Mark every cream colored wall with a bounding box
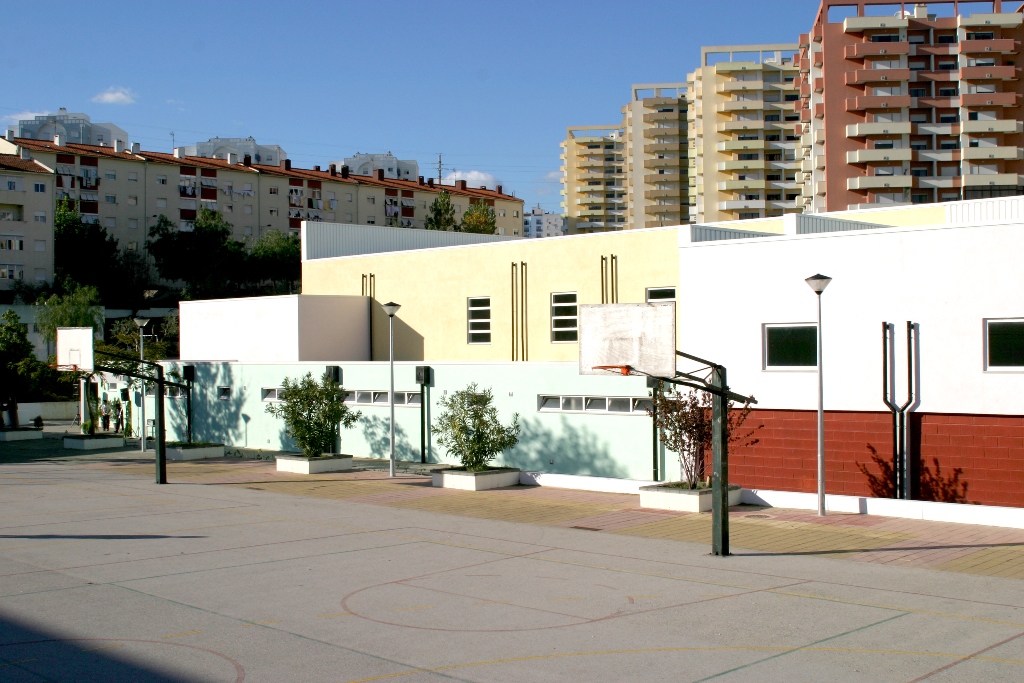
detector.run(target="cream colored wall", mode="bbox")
[301,227,680,362]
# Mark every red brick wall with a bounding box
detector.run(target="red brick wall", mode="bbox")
[727,409,1024,508]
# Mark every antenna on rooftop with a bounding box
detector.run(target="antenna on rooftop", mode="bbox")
[170,131,175,153]
[436,153,443,184]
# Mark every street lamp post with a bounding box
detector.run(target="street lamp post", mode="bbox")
[381,302,401,477]
[134,317,150,452]
[805,274,831,516]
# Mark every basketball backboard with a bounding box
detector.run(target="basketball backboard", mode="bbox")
[578,302,675,378]
[56,327,95,372]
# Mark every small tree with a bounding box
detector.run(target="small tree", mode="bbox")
[649,386,760,489]
[34,285,104,345]
[53,199,121,303]
[148,209,247,299]
[265,372,361,457]
[432,383,520,471]
[425,190,458,231]
[461,201,497,235]
[0,310,34,428]
[249,230,301,293]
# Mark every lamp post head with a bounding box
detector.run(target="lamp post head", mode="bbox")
[133,317,150,329]
[805,274,832,295]
[382,302,401,317]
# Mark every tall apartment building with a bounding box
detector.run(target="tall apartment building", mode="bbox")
[337,152,420,181]
[560,126,627,233]
[797,1,1024,212]
[7,109,128,148]
[0,135,524,265]
[178,137,285,166]
[688,44,803,223]
[522,205,565,238]
[623,84,690,228]
[0,153,55,289]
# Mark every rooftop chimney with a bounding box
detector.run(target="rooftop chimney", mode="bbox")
[456,180,467,191]
[375,169,384,180]
[114,139,125,153]
[418,176,424,186]
[329,164,337,177]
[20,147,31,161]
[131,142,140,154]
[227,152,239,165]
[427,178,435,188]
[4,130,13,142]
[54,133,64,146]
[341,165,349,179]
[314,165,320,172]
[282,159,291,170]
[174,148,185,159]
[243,154,252,166]
[496,185,503,194]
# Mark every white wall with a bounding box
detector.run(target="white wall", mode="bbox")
[180,295,370,363]
[677,220,1024,415]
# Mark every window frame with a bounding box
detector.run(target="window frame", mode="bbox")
[984,317,1024,372]
[467,296,492,344]
[550,291,579,343]
[762,322,818,371]
[646,286,676,303]
[537,394,650,415]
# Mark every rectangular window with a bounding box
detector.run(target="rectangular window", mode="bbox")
[467,296,491,344]
[269,187,279,195]
[104,194,116,204]
[33,212,46,223]
[128,218,138,229]
[538,395,649,414]
[217,386,231,400]
[33,182,45,193]
[128,172,138,182]
[261,387,285,402]
[269,208,279,216]
[156,198,167,208]
[157,175,167,185]
[128,195,138,206]
[104,172,116,180]
[764,324,817,368]
[987,320,1024,368]
[551,292,578,342]
[367,196,375,204]
[646,287,676,302]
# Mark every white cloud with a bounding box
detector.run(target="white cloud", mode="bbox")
[443,169,501,190]
[543,170,561,182]
[2,110,49,124]
[166,98,184,105]
[92,87,137,105]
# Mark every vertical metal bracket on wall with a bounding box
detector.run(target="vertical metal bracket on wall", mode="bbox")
[711,365,729,557]
[416,366,431,464]
[511,262,518,361]
[520,261,528,361]
[647,375,660,481]
[882,321,917,500]
[611,254,618,303]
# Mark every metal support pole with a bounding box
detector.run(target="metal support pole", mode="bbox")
[186,379,193,444]
[420,381,427,464]
[140,332,146,453]
[389,314,396,478]
[651,382,660,481]
[155,365,167,485]
[711,366,729,557]
[816,292,826,516]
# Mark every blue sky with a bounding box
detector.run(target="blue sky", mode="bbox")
[3,0,819,213]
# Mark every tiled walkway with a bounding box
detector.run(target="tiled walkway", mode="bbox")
[91,458,1024,580]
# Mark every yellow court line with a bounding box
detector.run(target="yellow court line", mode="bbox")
[317,613,354,618]
[241,620,281,626]
[80,643,124,652]
[341,644,1024,682]
[160,630,202,638]
[394,606,435,611]
[0,659,37,668]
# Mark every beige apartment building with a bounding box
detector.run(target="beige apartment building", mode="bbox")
[0,153,55,289]
[560,125,627,234]
[0,135,524,261]
[623,84,690,228]
[687,44,804,223]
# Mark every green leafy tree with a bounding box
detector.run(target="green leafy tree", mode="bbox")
[265,372,361,456]
[432,383,520,471]
[0,310,34,427]
[53,199,121,302]
[425,190,458,231]
[115,247,157,311]
[249,230,301,294]
[34,285,104,345]
[147,209,248,299]
[460,201,497,235]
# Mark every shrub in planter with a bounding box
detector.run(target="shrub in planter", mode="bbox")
[264,372,361,457]
[433,383,520,472]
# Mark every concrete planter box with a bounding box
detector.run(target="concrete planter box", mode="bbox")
[63,434,125,450]
[432,467,521,491]
[167,444,225,461]
[639,483,742,513]
[0,428,43,442]
[17,402,79,422]
[276,454,353,474]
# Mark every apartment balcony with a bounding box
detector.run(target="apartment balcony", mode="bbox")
[962,173,1023,186]
[716,120,765,132]
[963,145,1023,160]
[847,201,913,210]
[716,100,765,113]
[576,196,613,205]
[845,95,912,111]
[912,70,956,83]
[716,81,764,93]
[643,158,686,171]
[718,160,766,171]
[915,176,962,188]
[718,199,765,211]
[718,179,766,191]
[961,92,1019,107]
[844,15,907,32]
[916,150,962,162]
[816,180,827,195]
[960,65,1018,80]
[801,158,814,172]
[915,96,957,109]
[642,125,683,137]
[644,142,686,154]
[650,172,685,182]
[576,209,611,217]
[847,175,913,191]
[769,200,799,211]
[717,140,766,152]
[801,133,813,147]
[644,189,684,200]
[844,41,909,59]
[916,123,959,136]
[963,119,1023,134]
[577,157,615,169]
[846,121,912,137]
[716,62,765,73]
[642,111,683,123]
[958,13,1023,28]
[959,38,1019,54]
[846,148,913,164]
[846,68,910,85]
[814,77,824,92]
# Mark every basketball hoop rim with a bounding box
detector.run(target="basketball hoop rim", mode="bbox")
[592,364,636,376]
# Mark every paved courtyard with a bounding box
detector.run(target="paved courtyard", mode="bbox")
[2,435,1024,681]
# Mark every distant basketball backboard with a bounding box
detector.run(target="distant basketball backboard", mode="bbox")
[56,327,95,372]
[579,302,675,378]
